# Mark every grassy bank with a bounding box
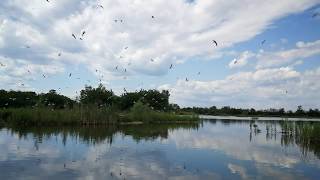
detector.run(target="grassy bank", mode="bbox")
[0,102,199,126]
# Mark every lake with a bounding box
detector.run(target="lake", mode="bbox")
[0,119,319,180]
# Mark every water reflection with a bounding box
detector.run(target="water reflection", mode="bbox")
[0,120,319,180]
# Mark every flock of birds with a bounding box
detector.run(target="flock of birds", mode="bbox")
[0,1,319,94]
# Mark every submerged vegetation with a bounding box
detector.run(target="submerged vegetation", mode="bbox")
[0,85,198,126]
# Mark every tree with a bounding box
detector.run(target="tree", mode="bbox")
[80,84,114,107]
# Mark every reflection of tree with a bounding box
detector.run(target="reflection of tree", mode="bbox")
[3,123,199,148]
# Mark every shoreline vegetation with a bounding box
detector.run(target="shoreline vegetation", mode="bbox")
[0,85,199,126]
[1,83,319,126]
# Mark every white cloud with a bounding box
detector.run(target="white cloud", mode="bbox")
[159,66,320,110]
[228,51,254,69]
[0,0,319,82]
[256,40,320,69]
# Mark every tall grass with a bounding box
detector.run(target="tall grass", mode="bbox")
[123,101,199,123]
[0,102,199,126]
[0,106,120,126]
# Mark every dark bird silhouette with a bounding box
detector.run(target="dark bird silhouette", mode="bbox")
[58,53,61,56]
[169,64,173,69]
[124,68,127,72]
[0,62,5,67]
[42,74,46,78]
[312,12,320,18]
[72,34,76,39]
[212,40,218,46]
[123,88,127,93]
[115,66,118,70]
[79,38,83,40]
[197,72,200,75]
[114,20,118,23]
[261,40,266,45]
[69,73,72,77]
[150,58,154,62]
[82,31,86,37]
[152,16,155,19]
[124,47,128,50]
[25,45,30,49]
[185,78,189,82]
[21,83,24,86]
[27,70,31,74]
[233,59,238,64]
[46,0,49,2]
[97,5,104,9]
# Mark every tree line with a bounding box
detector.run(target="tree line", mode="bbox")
[180,105,320,118]
[0,84,173,112]
[1,85,319,117]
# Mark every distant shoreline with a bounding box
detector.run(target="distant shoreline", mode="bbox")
[200,115,320,122]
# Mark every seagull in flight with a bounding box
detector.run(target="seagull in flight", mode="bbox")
[72,34,76,39]
[261,40,266,45]
[150,59,154,62]
[42,74,46,78]
[69,73,72,77]
[169,64,173,69]
[46,0,50,2]
[82,31,86,37]
[233,59,238,64]
[97,5,104,9]
[185,78,189,82]
[152,16,155,19]
[312,12,320,18]
[212,40,218,46]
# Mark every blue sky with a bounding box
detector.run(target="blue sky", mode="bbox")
[0,0,320,110]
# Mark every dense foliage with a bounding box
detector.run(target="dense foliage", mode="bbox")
[180,105,320,118]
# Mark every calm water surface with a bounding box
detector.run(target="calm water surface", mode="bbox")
[0,120,319,180]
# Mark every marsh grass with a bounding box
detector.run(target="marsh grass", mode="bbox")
[0,106,120,126]
[0,102,199,126]
[123,101,199,123]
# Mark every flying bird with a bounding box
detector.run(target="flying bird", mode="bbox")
[312,12,320,18]
[261,40,266,45]
[25,45,31,49]
[169,64,173,69]
[150,59,154,62]
[115,66,118,70]
[197,72,200,75]
[82,31,86,37]
[185,78,189,82]
[212,40,218,46]
[124,47,128,50]
[42,74,46,78]
[58,53,61,56]
[69,73,72,77]
[97,5,104,9]
[233,59,238,64]
[46,0,49,2]
[0,62,5,67]
[72,34,76,39]
[152,16,155,19]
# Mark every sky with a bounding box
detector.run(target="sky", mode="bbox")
[0,0,320,110]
